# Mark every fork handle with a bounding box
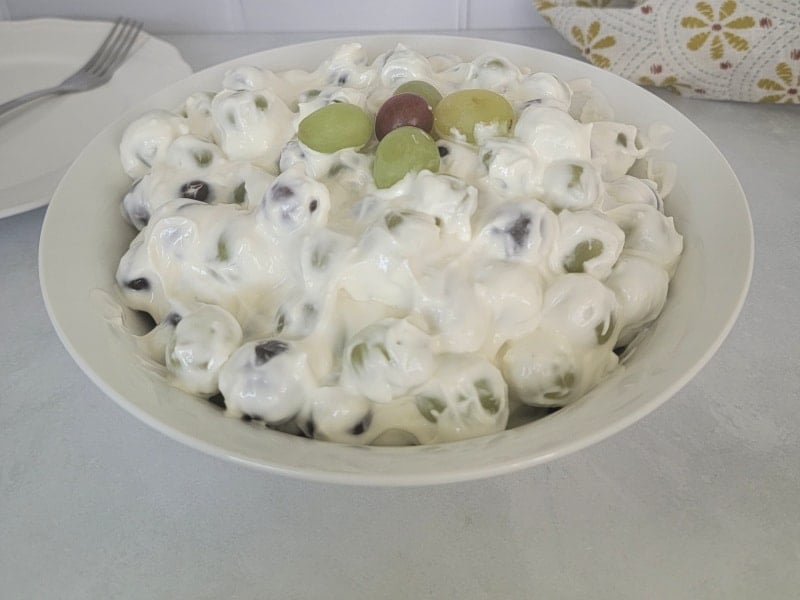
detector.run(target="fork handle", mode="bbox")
[0,87,65,118]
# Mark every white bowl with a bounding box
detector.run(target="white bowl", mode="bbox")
[39,35,753,486]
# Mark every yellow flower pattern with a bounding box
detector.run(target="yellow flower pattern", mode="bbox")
[531,1,800,103]
[680,1,755,60]
[639,75,693,96]
[757,62,800,103]
[570,20,616,69]
[535,0,557,24]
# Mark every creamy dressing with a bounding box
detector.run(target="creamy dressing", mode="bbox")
[115,43,683,445]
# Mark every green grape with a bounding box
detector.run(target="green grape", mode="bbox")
[433,89,514,144]
[384,212,405,230]
[232,182,247,204]
[474,379,500,415]
[563,239,604,273]
[543,371,576,400]
[372,126,440,189]
[394,80,443,109]
[193,149,213,167]
[349,343,368,372]
[297,102,372,153]
[595,315,616,345]
[216,238,229,262]
[416,395,446,423]
[568,164,584,188]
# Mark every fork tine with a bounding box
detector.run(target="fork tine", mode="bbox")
[80,17,124,73]
[109,20,143,72]
[93,18,142,78]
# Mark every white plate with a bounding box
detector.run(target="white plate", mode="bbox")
[0,18,192,219]
[39,36,753,485]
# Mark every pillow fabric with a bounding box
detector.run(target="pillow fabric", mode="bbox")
[534,0,800,103]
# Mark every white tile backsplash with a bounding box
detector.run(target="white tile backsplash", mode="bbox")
[3,0,241,32]
[2,0,547,33]
[239,0,464,32]
[467,0,548,29]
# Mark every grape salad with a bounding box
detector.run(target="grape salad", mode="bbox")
[115,43,683,445]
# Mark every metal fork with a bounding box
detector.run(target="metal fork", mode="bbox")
[0,17,143,118]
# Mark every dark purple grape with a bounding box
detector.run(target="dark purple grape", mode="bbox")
[122,178,150,229]
[253,340,289,366]
[269,184,294,202]
[180,180,210,202]
[125,277,150,291]
[349,411,373,435]
[507,215,532,249]
[375,93,434,141]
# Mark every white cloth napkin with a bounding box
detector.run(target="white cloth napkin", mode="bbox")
[534,0,800,103]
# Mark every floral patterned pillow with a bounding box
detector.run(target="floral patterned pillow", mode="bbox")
[534,0,800,103]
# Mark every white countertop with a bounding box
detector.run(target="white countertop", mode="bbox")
[2,29,799,599]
